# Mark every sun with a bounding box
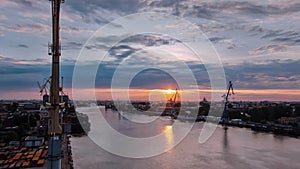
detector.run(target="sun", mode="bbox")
[166,89,175,94]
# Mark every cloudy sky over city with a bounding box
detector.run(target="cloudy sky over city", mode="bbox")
[0,0,300,101]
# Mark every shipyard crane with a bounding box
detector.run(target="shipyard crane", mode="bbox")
[222,81,234,130]
[47,0,64,169]
[59,76,65,96]
[37,76,65,96]
[169,89,179,119]
[37,76,51,96]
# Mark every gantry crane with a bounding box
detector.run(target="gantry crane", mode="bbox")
[169,89,179,119]
[222,81,234,130]
[37,76,51,96]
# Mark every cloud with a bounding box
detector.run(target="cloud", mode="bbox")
[62,41,83,50]
[57,0,297,27]
[209,37,237,49]
[1,0,50,20]
[0,15,7,20]
[61,25,94,34]
[62,0,145,24]
[0,56,75,91]
[225,59,300,90]
[149,0,182,8]
[0,56,51,91]
[129,68,178,89]
[84,34,180,57]
[249,44,288,55]
[248,25,265,35]
[198,1,300,18]
[94,58,300,91]
[84,43,109,50]
[122,34,180,46]
[246,25,300,51]
[0,55,299,97]
[145,0,300,23]
[0,55,50,65]
[261,29,300,42]
[66,0,141,14]
[108,45,140,60]
[18,44,29,48]
[0,23,49,33]
[11,0,34,7]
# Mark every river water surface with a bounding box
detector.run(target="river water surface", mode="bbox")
[71,107,300,169]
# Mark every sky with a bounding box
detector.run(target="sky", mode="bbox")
[0,0,300,101]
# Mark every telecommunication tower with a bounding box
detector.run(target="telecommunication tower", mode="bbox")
[47,0,64,168]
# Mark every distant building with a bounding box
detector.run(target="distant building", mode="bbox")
[24,136,44,147]
[18,102,40,113]
[278,117,298,125]
[8,141,20,149]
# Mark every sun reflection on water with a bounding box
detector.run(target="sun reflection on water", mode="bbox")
[163,125,174,153]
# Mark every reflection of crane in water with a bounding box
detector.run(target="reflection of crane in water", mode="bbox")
[222,81,234,130]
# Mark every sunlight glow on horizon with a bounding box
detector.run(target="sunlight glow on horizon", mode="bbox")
[1,88,300,102]
[61,88,300,101]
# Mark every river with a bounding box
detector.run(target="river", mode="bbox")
[71,107,300,169]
